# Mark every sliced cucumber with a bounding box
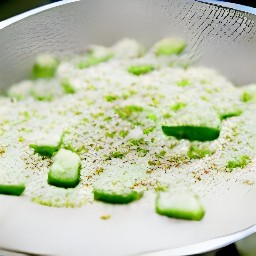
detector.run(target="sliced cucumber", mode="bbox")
[30,134,63,157]
[48,149,81,188]
[0,184,25,196]
[78,54,113,69]
[162,125,220,141]
[154,38,186,57]
[32,54,59,79]
[128,64,155,76]
[219,110,242,120]
[156,189,205,221]
[94,188,143,204]
[30,144,59,157]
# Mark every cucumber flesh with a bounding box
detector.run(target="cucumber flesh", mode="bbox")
[162,125,220,141]
[94,188,143,204]
[0,184,25,196]
[156,190,205,221]
[48,149,81,188]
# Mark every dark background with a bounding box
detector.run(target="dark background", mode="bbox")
[0,0,256,22]
[0,0,60,21]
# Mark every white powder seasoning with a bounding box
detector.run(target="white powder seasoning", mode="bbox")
[1,38,256,208]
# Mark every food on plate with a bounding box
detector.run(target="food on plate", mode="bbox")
[156,188,205,221]
[1,38,256,220]
[48,148,81,188]
[94,187,143,204]
[0,184,25,196]
[32,54,59,79]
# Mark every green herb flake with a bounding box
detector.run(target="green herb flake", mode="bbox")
[114,105,143,120]
[187,144,214,159]
[30,91,53,102]
[23,111,30,119]
[129,138,146,146]
[163,113,172,119]
[137,147,149,157]
[147,113,157,122]
[119,130,129,138]
[100,214,111,220]
[143,126,155,135]
[241,91,253,103]
[78,54,113,69]
[105,94,119,102]
[155,150,166,158]
[61,79,76,94]
[170,102,186,112]
[105,131,116,138]
[220,110,242,120]
[111,151,124,159]
[226,155,250,170]
[177,79,191,87]
[128,64,155,76]
[104,116,112,122]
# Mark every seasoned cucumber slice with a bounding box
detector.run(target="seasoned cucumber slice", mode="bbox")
[0,184,25,196]
[78,54,113,69]
[30,134,63,157]
[32,54,59,79]
[94,188,143,204]
[48,149,81,188]
[154,38,186,56]
[30,144,59,157]
[156,190,205,221]
[219,110,242,120]
[128,64,155,76]
[162,125,220,141]
[162,103,220,141]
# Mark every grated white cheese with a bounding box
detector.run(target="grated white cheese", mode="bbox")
[1,38,256,208]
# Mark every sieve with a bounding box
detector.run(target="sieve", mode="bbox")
[0,1,256,255]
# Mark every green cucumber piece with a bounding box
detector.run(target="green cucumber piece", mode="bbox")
[78,54,113,69]
[94,188,143,204]
[48,149,81,188]
[30,144,59,157]
[162,125,220,141]
[32,54,59,79]
[156,190,205,221]
[0,184,25,196]
[128,64,154,76]
[219,110,242,120]
[61,78,76,94]
[154,38,186,56]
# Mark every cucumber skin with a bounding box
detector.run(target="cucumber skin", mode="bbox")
[162,125,220,141]
[156,204,205,221]
[0,184,25,196]
[32,64,57,79]
[30,144,59,157]
[93,189,143,204]
[48,170,80,189]
[155,194,205,221]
